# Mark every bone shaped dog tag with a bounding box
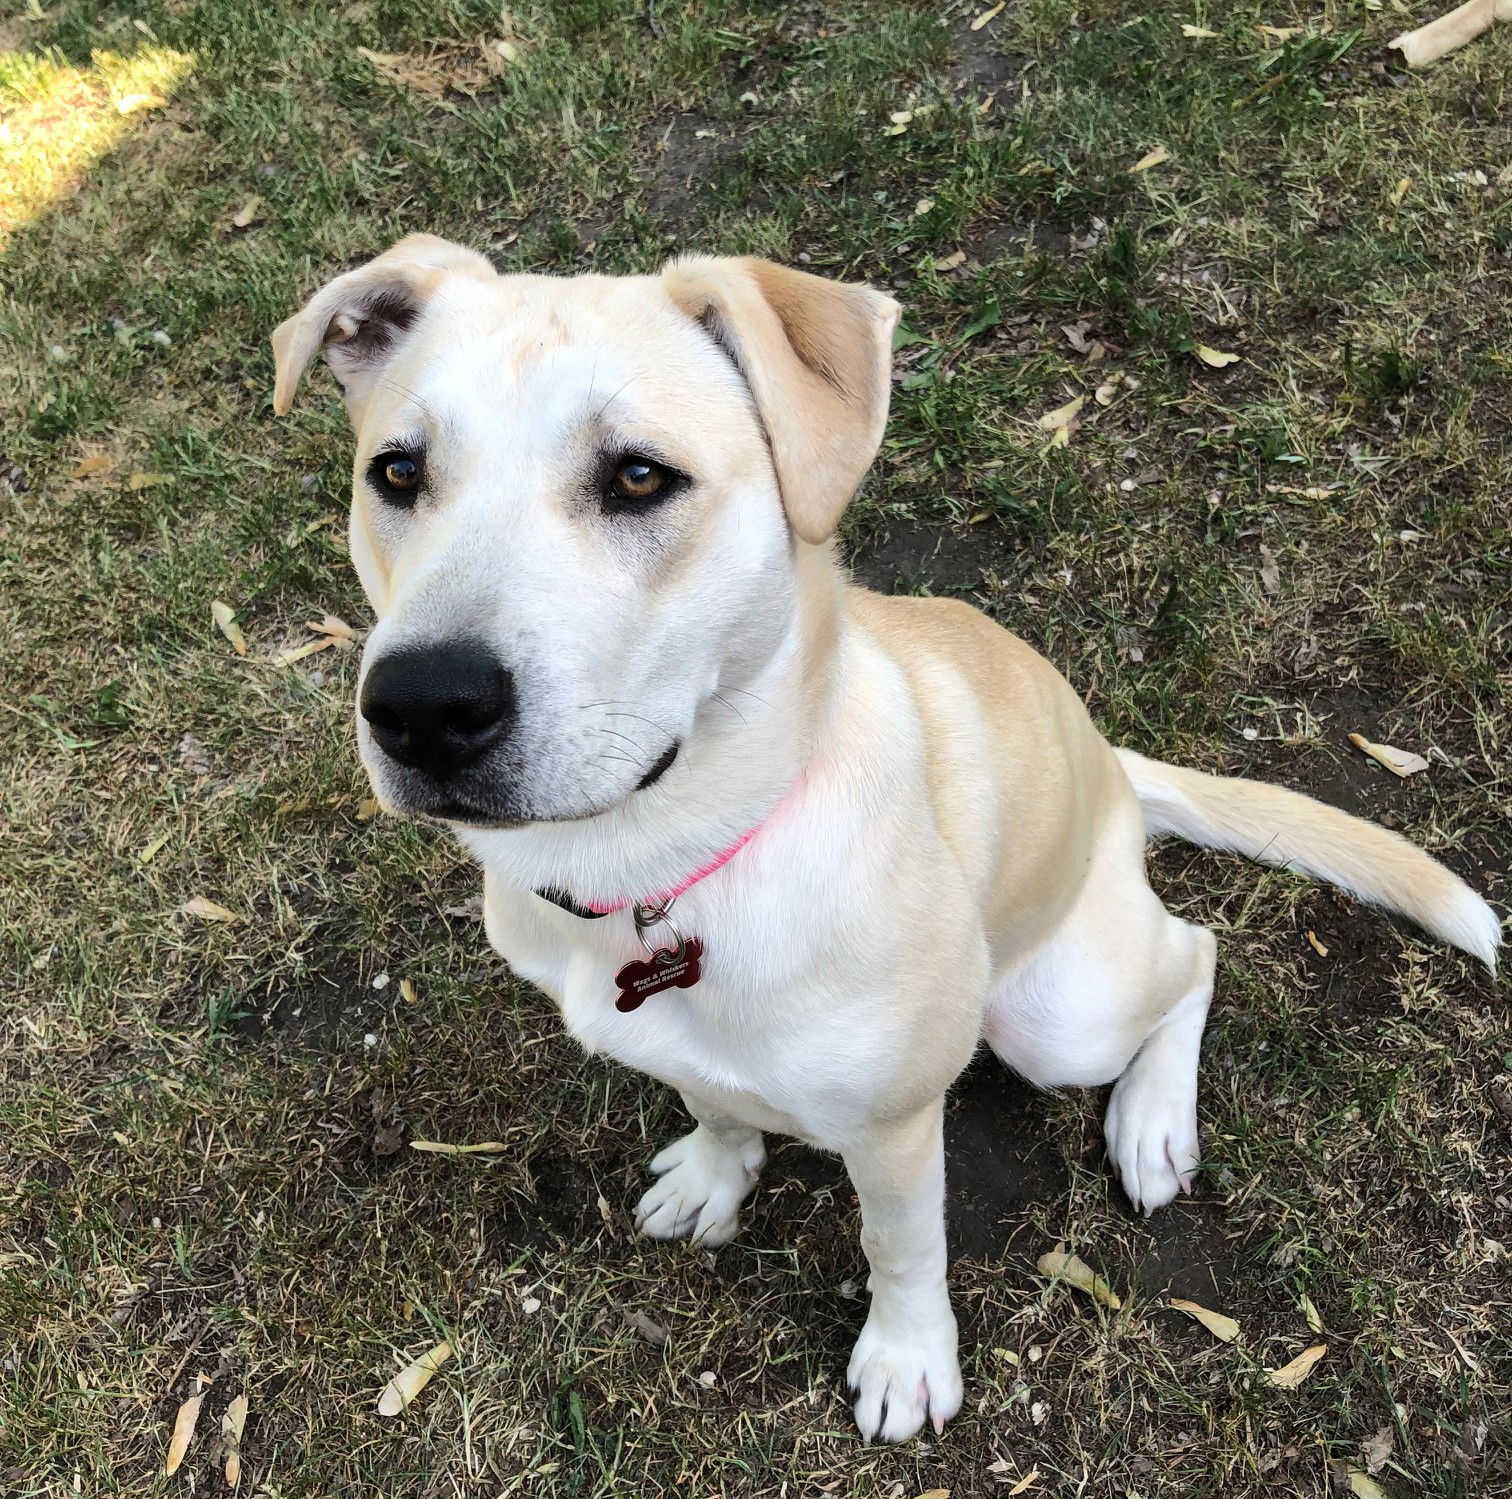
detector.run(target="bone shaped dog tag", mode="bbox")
[614,938,704,1012]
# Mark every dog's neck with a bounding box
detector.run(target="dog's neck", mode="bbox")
[456,542,846,906]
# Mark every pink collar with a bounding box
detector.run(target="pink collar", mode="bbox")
[585,822,764,916]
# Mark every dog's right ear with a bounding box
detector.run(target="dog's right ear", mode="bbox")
[270,234,496,416]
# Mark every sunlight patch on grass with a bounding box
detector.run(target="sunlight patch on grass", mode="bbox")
[0,45,193,245]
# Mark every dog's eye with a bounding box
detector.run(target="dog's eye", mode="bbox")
[369,450,423,506]
[607,456,673,508]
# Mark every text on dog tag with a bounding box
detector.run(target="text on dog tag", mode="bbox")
[614,938,704,1012]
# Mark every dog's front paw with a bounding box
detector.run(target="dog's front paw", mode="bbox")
[847,1301,962,1443]
[633,1125,764,1248]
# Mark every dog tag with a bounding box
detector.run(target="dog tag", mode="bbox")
[614,938,704,1012]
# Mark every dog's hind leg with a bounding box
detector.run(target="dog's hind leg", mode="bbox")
[1101,917,1216,1213]
[634,1091,766,1247]
[985,813,1218,1213]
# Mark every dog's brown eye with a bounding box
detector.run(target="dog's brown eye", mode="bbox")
[369,449,423,507]
[612,458,668,503]
[384,457,419,491]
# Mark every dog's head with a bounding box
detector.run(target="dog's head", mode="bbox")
[272,234,898,827]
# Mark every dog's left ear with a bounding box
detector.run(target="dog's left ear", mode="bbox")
[271,233,496,417]
[662,257,900,544]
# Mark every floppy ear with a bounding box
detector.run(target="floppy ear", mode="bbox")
[661,256,900,544]
[270,233,497,416]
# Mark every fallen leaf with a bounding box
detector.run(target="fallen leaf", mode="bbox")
[310,613,357,641]
[230,196,263,229]
[116,92,166,115]
[1300,1293,1325,1333]
[128,470,170,490]
[1095,372,1126,405]
[71,455,113,478]
[1182,23,1221,37]
[1062,321,1095,354]
[399,978,417,1004]
[1347,1468,1388,1499]
[222,1395,248,1486]
[1255,24,1303,41]
[1306,930,1329,957]
[623,1307,670,1347]
[1037,1248,1122,1309]
[1007,1475,1040,1497]
[971,1,1007,29]
[1131,145,1171,173]
[409,1140,510,1156]
[377,1340,452,1416]
[1348,733,1429,778]
[1170,1297,1241,1343]
[1037,394,1087,433]
[138,833,171,866]
[1361,1426,1394,1475]
[1262,1343,1327,1390]
[184,897,240,924]
[1388,176,1411,207]
[1259,543,1280,595]
[211,600,247,656]
[913,196,935,217]
[934,249,966,271]
[271,636,336,667]
[357,797,382,821]
[164,1390,204,1475]
[1195,344,1242,368]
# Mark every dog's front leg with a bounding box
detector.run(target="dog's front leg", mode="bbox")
[843,1098,962,1442]
[634,1091,766,1248]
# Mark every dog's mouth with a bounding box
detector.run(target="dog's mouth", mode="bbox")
[635,742,679,791]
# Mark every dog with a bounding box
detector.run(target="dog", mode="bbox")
[272,235,1501,1443]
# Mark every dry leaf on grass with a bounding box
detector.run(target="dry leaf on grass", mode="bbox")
[309,613,357,641]
[1306,931,1329,957]
[399,978,417,1004]
[1389,176,1412,206]
[356,797,382,821]
[1006,1474,1040,1497]
[1262,1343,1327,1389]
[1255,24,1303,41]
[1131,146,1171,172]
[1037,394,1086,446]
[211,600,247,656]
[271,636,336,668]
[1170,1297,1241,1342]
[1346,1468,1388,1499]
[1300,1292,1325,1333]
[1182,23,1220,37]
[1360,1426,1394,1475]
[164,1387,205,1475]
[1348,733,1429,778]
[377,1339,452,1416]
[230,196,263,229]
[184,896,240,923]
[409,1139,509,1156]
[1195,344,1242,368]
[72,455,114,478]
[116,92,166,115]
[138,833,170,866]
[934,249,966,271]
[970,2,1006,28]
[1259,543,1280,595]
[1037,1248,1122,1309]
[623,1307,670,1347]
[222,1394,248,1486]
[128,470,170,490]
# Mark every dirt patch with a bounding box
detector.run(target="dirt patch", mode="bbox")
[947,11,1023,98]
[643,114,742,220]
[848,512,1018,597]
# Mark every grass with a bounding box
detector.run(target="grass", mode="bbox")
[1,0,1508,1494]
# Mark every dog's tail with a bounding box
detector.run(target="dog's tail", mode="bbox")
[1115,749,1501,971]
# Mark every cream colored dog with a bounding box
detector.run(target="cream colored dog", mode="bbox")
[272,235,1501,1444]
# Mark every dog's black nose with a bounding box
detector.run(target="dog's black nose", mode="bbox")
[360,642,514,777]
